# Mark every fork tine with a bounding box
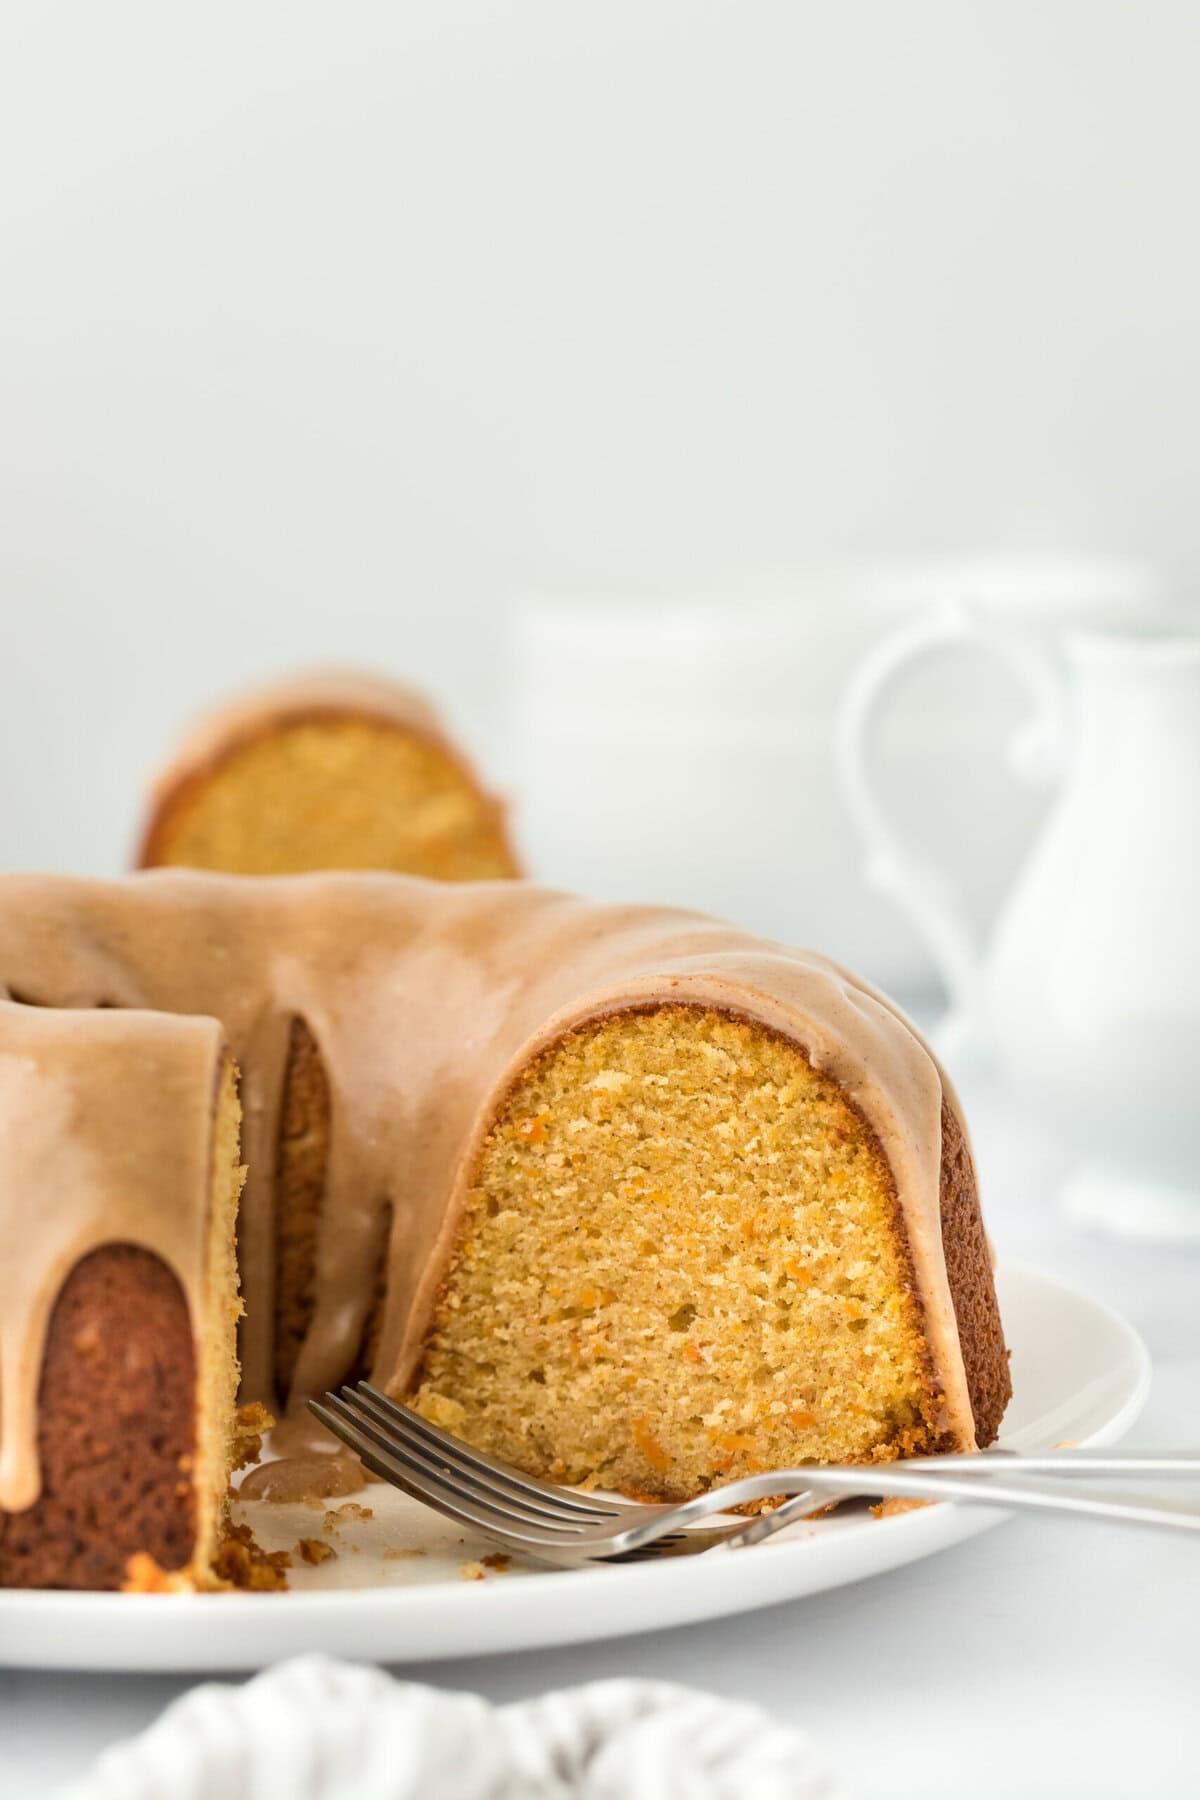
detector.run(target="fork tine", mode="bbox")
[347,1388,609,1526]
[319,1393,587,1540]
[332,1389,591,1533]
[609,1534,708,1562]
[356,1382,626,1520]
[311,1395,805,1566]
[307,1399,533,1543]
[312,1398,729,1564]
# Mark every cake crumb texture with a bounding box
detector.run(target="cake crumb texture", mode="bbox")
[413,1005,954,1501]
[121,1552,195,1593]
[871,1495,937,1519]
[230,1401,276,1475]
[296,1536,337,1565]
[212,1521,292,1591]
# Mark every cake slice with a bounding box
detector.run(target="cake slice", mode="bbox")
[408,1004,1008,1498]
[135,670,520,881]
[0,1001,244,1589]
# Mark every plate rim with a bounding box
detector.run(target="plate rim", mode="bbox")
[0,1261,1152,1669]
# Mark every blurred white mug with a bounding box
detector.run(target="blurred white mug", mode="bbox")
[506,558,1169,1000]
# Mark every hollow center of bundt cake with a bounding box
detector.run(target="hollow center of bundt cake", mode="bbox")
[152,719,516,880]
[411,1006,943,1500]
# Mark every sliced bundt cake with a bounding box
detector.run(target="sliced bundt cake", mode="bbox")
[0,872,1008,1584]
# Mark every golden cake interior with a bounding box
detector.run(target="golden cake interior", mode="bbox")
[144,715,518,880]
[412,1006,947,1500]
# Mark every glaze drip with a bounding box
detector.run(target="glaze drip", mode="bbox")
[238,1454,365,1504]
[0,1000,224,1510]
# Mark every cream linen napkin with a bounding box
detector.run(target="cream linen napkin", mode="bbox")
[61,1654,839,1799]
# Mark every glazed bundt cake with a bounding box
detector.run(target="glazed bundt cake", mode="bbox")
[0,872,1008,1588]
[136,671,521,881]
[0,1000,244,1589]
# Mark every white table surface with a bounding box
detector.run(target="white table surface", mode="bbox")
[3,1067,1197,1800]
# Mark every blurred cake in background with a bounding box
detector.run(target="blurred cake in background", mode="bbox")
[136,671,520,881]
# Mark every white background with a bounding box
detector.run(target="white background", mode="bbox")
[3,2,1200,876]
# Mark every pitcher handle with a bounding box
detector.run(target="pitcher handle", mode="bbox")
[835,600,1068,1059]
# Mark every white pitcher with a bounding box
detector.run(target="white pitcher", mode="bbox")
[839,621,1200,1236]
[507,562,1162,995]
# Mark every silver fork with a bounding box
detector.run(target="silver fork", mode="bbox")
[308,1384,1200,1566]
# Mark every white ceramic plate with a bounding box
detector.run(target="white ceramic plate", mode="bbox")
[0,1263,1149,1672]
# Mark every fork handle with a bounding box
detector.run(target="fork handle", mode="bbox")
[717,1465,1200,1537]
[903,1448,1200,1477]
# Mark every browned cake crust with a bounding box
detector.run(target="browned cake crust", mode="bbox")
[0,1246,196,1590]
[273,1017,330,1399]
[273,1018,388,1403]
[938,1100,1011,1444]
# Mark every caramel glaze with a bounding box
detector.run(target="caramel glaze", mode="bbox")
[0,997,224,1511]
[237,1454,365,1503]
[0,871,979,1512]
